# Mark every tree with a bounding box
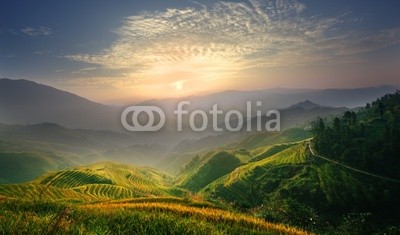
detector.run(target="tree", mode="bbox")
[318,118,325,132]
[333,117,341,131]
[379,102,385,118]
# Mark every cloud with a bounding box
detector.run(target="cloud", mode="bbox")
[21,26,51,36]
[71,66,98,74]
[65,0,400,90]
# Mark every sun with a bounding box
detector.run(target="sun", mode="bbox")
[174,80,184,90]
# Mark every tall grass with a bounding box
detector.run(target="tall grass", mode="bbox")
[0,198,311,235]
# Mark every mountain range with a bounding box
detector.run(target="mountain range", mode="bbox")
[1,78,398,133]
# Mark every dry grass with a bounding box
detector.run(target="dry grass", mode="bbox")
[83,201,312,235]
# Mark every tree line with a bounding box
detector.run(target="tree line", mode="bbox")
[312,91,400,179]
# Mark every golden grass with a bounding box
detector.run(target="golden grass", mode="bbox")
[83,201,312,235]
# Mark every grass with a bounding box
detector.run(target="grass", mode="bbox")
[0,184,93,202]
[178,151,242,192]
[201,142,400,232]
[249,143,298,163]
[234,128,312,150]
[0,198,311,235]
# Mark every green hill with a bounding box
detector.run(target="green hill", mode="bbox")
[0,161,308,234]
[233,128,312,150]
[201,142,400,232]
[0,162,175,202]
[160,127,312,174]
[178,151,242,192]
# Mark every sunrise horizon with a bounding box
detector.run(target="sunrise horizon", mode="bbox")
[2,0,400,103]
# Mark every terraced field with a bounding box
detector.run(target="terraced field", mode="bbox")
[39,170,114,188]
[0,184,93,201]
[0,162,175,201]
[249,142,298,162]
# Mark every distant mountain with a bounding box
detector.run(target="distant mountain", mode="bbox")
[278,100,349,129]
[285,100,322,110]
[238,100,348,131]
[1,78,397,136]
[0,78,121,131]
[139,85,399,116]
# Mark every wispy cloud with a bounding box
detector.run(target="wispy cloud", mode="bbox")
[21,26,51,36]
[71,66,98,74]
[65,0,400,91]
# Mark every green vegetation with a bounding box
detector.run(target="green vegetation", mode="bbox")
[0,197,309,234]
[234,128,312,150]
[179,151,242,192]
[249,142,298,163]
[2,93,400,234]
[0,151,76,183]
[313,91,400,179]
[202,142,400,233]
[0,162,174,202]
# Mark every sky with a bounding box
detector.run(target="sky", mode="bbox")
[1,0,400,104]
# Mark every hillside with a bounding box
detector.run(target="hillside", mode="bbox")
[139,86,398,115]
[0,122,172,183]
[200,142,400,233]
[234,127,312,150]
[0,162,174,201]
[0,163,309,234]
[313,91,400,180]
[159,128,312,174]
[178,151,242,192]
[0,78,120,131]
[0,122,134,150]
[243,100,349,131]
[0,197,308,235]
[0,151,76,184]
[172,133,311,197]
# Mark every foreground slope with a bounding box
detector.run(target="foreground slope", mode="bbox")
[0,162,309,234]
[0,197,309,235]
